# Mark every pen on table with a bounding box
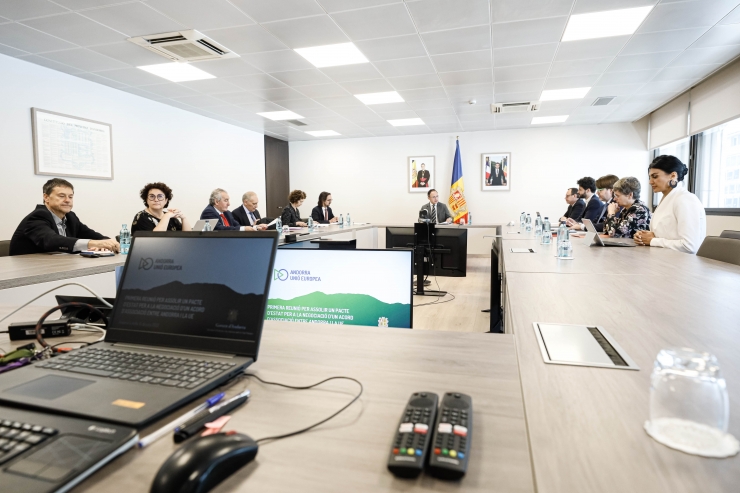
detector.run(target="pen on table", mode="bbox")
[137,392,225,449]
[174,389,251,443]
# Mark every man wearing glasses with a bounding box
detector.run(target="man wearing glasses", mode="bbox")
[10,178,118,255]
[131,182,192,234]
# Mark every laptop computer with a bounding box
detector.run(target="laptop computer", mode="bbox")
[582,219,636,247]
[0,231,278,427]
[192,219,218,231]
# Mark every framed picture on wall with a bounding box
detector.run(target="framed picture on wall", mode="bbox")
[409,156,434,192]
[482,153,510,191]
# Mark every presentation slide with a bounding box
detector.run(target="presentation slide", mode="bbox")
[266,249,413,328]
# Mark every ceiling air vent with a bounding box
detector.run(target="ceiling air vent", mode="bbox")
[127,30,238,62]
[286,120,307,126]
[491,101,541,114]
[592,97,616,106]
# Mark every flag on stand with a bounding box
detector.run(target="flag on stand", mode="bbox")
[448,138,469,224]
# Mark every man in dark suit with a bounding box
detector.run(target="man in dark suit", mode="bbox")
[311,191,337,224]
[417,163,431,188]
[232,191,273,230]
[488,161,507,186]
[419,189,453,224]
[560,188,586,223]
[10,178,118,256]
[200,188,246,231]
[576,176,605,223]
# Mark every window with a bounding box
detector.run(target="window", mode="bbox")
[694,116,740,210]
[653,136,691,207]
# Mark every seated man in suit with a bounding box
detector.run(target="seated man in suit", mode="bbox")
[560,188,586,223]
[232,191,271,231]
[200,188,248,231]
[311,191,338,224]
[569,174,618,232]
[10,178,119,256]
[419,189,453,224]
[576,176,605,223]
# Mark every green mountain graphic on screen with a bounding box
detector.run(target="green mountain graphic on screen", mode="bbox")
[266,291,411,328]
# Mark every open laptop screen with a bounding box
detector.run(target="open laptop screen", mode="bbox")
[108,233,276,354]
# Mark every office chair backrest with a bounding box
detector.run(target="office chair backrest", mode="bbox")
[719,230,740,240]
[697,236,740,266]
[0,240,9,257]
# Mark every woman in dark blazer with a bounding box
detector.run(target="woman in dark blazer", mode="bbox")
[281,190,308,227]
[311,191,338,224]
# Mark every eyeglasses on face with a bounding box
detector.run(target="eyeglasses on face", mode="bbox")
[148,194,166,201]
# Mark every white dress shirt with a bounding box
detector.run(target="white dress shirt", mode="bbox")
[649,187,706,254]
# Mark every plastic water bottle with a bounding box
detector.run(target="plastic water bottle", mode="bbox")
[525,214,532,232]
[557,221,567,246]
[558,230,573,258]
[339,214,344,229]
[534,215,542,236]
[541,217,552,245]
[119,224,130,255]
[202,220,212,232]
[275,217,282,235]
[282,225,290,235]
[307,216,314,232]
[346,213,351,227]
[519,212,526,230]
[468,212,472,225]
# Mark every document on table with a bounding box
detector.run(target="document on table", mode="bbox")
[510,248,536,253]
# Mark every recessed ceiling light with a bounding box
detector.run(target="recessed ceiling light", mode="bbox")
[540,87,591,101]
[137,63,215,82]
[388,118,425,127]
[257,111,305,121]
[295,42,368,68]
[532,115,569,125]
[355,91,404,105]
[306,130,340,137]
[562,6,654,42]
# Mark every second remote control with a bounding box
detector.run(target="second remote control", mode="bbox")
[428,392,472,479]
[387,392,438,478]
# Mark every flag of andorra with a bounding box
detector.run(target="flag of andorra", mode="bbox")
[448,138,469,224]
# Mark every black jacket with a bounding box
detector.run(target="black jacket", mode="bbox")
[582,195,605,224]
[231,206,275,230]
[311,205,334,224]
[281,204,306,227]
[10,205,108,256]
[200,205,241,231]
[563,199,586,222]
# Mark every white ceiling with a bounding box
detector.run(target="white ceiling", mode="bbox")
[1,0,740,141]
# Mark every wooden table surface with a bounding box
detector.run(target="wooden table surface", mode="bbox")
[0,254,124,290]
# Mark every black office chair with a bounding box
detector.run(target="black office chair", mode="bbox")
[719,230,740,240]
[697,236,740,266]
[0,240,9,257]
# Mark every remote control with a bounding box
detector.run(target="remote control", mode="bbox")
[428,392,472,480]
[387,392,438,478]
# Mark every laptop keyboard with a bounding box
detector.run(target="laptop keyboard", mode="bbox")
[36,348,237,389]
[0,419,57,465]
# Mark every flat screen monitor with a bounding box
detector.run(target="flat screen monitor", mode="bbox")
[266,249,413,329]
[386,226,467,277]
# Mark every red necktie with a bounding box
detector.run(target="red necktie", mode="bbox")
[324,208,328,221]
[220,213,230,227]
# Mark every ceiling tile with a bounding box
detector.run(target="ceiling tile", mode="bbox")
[202,25,287,54]
[426,123,464,132]
[607,52,681,73]
[270,68,333,86]
[491,0,573,23]
[22,13,124,46]
[212,91,267,104]
[720,5,740,24]
[171,94,227,107]
[692,24,740,48]
[242,49,314,72]
[544,74,600,90]
[0,43,29,57]
[634,79,696,94]
[73,72,128,89]
[89,67,165,86]
[322,63,383,82]
[89,42,170,66]
[262,15,349,49]
[652,63,722,81]
[188,58,262,78]
[494,63,549,82]
[374,109,418,119]
[282,106,339,117]
[297,83,350,98]
[136,83,199,99]
[596,69,659,86]
[494,79,544,93]
[432,50,491,72]
[638,0,738,33]
[273,98,325,110]
[493,91,541,103]
[354,34,427,61]
[539,99,583,112]
[408,98,453,110]
[586,84,644,97]
[397,86,449,100]
[406,0,490,33]
[421,26,490,55]
[314,95,365,107]
[331,105,384,120]
[118,86,164,100]
[39,48,128,72]
[339,78,394,93]
[375,56,437,78]
[494,43,557,67]
[444,82,492,99]
[225,73,286,91]
[331,3,416,40]
[621,28,708,55]
[492,17,568,49]
[549,57,614,78]
[388,74,443,90]
[0,0,67,21]
[178,78,244,94]
[415,108,457,118]
[556,36,630,61]
[249,86,307,100]
[668,45,740,66]
[0,23,76,53]
[146,0,254,31]
[81,3,185,37]
[319,0,403,13]
[229,0,325,23]
[17,54,81,74]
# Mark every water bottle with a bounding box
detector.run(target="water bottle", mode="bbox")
[275,217,282,235]
[557,221,567,246]
[468,212,472,225]
[519,212,526,230]
[541,217,552,245]
[119,224,130,255]
[346,213,351,227]
[307,216,314,232]
[525,214,532,232]
[534,215,542,236]
[558,229,573,258]
[339,214,344,229]
[202,220,212,232]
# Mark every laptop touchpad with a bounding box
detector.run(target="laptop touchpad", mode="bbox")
[7,375,95,400]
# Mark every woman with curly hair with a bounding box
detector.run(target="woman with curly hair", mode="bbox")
[281,190,308,227]
[603,177,651,239]
[131,182,191,234]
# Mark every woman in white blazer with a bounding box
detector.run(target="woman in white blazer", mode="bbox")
[633,155,706,254]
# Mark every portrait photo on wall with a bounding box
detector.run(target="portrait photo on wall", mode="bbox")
[482,153,510,191]
[409,156,435,192]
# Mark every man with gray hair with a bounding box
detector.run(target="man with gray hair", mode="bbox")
[199,188,246,231]
[231,191,271,231]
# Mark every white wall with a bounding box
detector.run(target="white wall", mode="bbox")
[0,54,265,241]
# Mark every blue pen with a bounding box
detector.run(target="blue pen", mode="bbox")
[137,392,226,448]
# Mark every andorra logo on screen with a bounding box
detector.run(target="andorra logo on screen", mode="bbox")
[273,269,321,282]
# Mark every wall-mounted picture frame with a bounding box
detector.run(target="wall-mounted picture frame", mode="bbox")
[409,156,435,192]
[482,153,510,191]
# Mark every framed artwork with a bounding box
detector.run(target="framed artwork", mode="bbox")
[409,156,434,192]
[482,153,510,191]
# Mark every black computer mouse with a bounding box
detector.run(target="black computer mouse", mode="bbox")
[150,432,258,493]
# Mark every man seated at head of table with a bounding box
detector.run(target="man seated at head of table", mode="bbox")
[200,188,249,231]
[232,191,270,231]
[311,191,338,224]
[10,178,119,256]
[131,182,191,234]
[603,177,651,238]
[559,187,585,223]
[281,190,309,227]
[420,189,453,224]
[569,174,619,232]
[634,155,706,253]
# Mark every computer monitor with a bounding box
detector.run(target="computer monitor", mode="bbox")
[386,226,467,277]
[266,249,413,328]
